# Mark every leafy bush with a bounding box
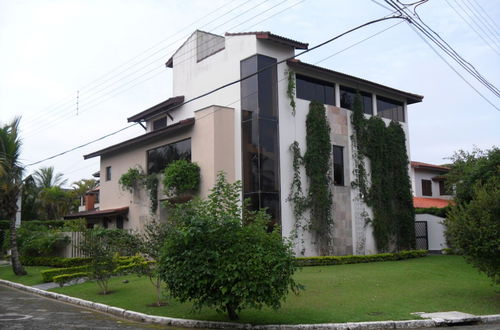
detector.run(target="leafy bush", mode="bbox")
[296,250,427,267]
[163,160,200,195]
[445,178,500,283]
[20,256,91,267]
[53,272,88,287]
[41,265,90,282]
[3,226,70,257]
[159,172,301,320]
[119,167,144,192]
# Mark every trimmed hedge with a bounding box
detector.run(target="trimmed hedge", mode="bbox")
[0,219,85,230]
[53,272,88,287]
[20,256,91,267]
[415,207,450,218]
[41,265,90,282]
[296,250,427,267]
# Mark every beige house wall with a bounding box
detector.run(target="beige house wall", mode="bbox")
[99,105,235,230]
[192,105,235,198]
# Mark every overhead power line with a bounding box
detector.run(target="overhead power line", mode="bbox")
[379,0,500,111]
[25,13,405,167]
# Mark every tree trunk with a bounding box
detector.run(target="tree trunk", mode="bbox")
[226,303,239,321]
[9,213,26,276]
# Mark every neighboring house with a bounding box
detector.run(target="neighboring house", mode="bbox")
[410,161,453,252]
[82,30,423,256]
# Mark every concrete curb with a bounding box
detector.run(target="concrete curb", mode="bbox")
[1,279,498,329]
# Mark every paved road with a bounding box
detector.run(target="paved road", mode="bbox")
[1,284,498,330]
[0,285,177,329]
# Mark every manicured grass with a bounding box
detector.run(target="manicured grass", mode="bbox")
[49,255,500,324]
[0,265,52,286]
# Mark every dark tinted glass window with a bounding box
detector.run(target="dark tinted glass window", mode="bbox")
[240,54,280,225]
[153,117,167,130]
[340,86,373,115]
[296,74,335,106]
[377,96,404,122]
[332,145,344,186]
[422,179,432,196]
[105,166,111,181]
[147,138,191,174]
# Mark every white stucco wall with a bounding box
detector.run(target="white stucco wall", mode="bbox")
[413,168,452,199]
[415,213,448,251]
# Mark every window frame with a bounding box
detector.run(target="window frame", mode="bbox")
[146,138,192,174]
[332,145,345,186]
[296,74,336,106]
[422,179,432,196]
[105,166,112,181]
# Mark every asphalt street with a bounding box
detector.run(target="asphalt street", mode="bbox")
[0,285,172,329]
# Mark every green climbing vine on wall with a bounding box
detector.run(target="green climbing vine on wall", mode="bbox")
[119,167,159,215]
[304,101,333,255]
[350,93,415,252]
[287,70,296,116]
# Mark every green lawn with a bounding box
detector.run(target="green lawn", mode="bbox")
[0,265,51,286]
[44,255,500,324]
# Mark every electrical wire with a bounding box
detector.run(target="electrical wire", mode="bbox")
[25,13,406,168]
[381,0,499,111]
[444,0,500,57]
[385,0,500,98]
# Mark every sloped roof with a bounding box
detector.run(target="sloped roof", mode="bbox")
[225,31,308,49]
[64,206,129,219]
[413,197,453,209]
[411,161,450,172]
[127,96,185,122]
[84,118,195,159]
[287,59,424,104]
[166,31,308,68]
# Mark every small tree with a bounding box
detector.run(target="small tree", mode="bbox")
[159,172,301,320]
[80,229,138,294]
[136,220,172,306]
[444,147,499,283]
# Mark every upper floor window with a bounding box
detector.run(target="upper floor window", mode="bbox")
[422,179,432,196]
[332,145,345,186]
[147,138,191,174]
[439,180,451,196]
[339,86,373,115]
[296,74,335,106]
[377,96,405,122]
[105,166,112,181]
[153,117,167,130]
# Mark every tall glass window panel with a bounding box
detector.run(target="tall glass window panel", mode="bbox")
[241,119,259,193]
[332,145,344,186]
[377,96,404,122]
[339,86,373,115]
[259,119,279,192]
[147,138,191,174]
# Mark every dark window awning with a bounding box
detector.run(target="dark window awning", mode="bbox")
[64,206,129,220]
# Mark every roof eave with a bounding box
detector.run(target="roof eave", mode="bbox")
[84,117,195,160]
[287,60,423,104]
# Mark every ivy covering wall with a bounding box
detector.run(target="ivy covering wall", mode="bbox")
[351,94,415,252]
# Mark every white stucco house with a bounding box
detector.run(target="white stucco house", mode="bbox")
[410,161,453,252]
[77,30,424,256]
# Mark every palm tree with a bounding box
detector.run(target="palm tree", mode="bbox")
[33,166,69,219]
[0,117,27,275]
[33,166,68,189]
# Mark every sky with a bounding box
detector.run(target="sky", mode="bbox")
[0,0,499,187]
